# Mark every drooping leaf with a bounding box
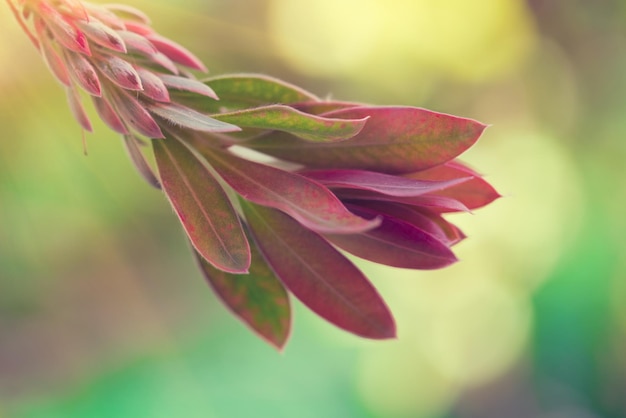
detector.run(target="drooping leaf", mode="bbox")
[243,202,396,339]
[65,86,92,131]
[193,231,291,349]
[147,102,240,133]
[212,105,368,142]
[197,146,378,234]
[123,135,161,189]
[301,169,470,197]
[407,161,501,211]
[152,135,250,273]
[326,204,458,270]
[246,106,487,174]
[173,74,319,114]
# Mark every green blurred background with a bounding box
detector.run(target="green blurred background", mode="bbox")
[1,1,625,417]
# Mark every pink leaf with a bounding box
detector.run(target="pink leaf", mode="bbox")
[77,19,126,53]
[65,51,101,96]
[247,106,487,174]
[103,4,151,24]
[337,189,470,213]
[36,21,71,86]
[136,68,170,102]
[38,1,91,55]
[407,161,501,211]
[65,87,92,131]
[326,204,458,270]
[159,74,218,99]
[194,233,291,349]
[107,89,163,138]
[152,136,250,273]
[123,134,160,189]
[197,146,379,234]
[94,55,143,90]
[243,202,396,339]
[301,169,470,197]
[92,95,128,134]
[146,33,207,72]
[116,30,157,55]
[82,3,125,30]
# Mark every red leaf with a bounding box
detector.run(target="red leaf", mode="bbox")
[336,189,470,213]
[243,202,396,339]
[301,169,470,197]
[407,161,501,211]
[193,233,291,349]
[246,106,487,174]
[326,204,458,270]
[197,146,378,234]
[152,136,250,273]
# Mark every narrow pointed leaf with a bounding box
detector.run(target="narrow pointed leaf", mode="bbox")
[243,202,396,339]
[123,21,154,36]
[198,146,378,234]
[94,55,143,90]
[65,51,102,96]
[293,101,362,115]
[326,204,457,270]
[152,136,250,273]
[83,3,125,30]
[212,105,368,142]
[193,233,291,349]
[302,169,471,197]
[123,135,161,189]
[66,87,92,131]
[159,74,219,99]
[39,2,91,55]
[92,96,128,134]
[175,74,319,114]
[38,26,71,86]
[146,33,207,72]
[246,106,487,174]
[103,4,151,24]
[117,30,158,55]
[108,90,163,138]
[136,68,170,102]
[147,103,240,133]
[338,189,470,213]
[407,161,501,210]
[77,19,126,52]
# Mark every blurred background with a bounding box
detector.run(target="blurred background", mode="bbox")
[1,0,625,417]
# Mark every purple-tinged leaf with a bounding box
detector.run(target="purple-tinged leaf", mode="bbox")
[123,134,160,189]
[338,189,470,213]
[326,204,457,270]
[36,20,71,86]
[177,74,319,114]
[77,19,126,52]
[92,95,128,134]
[152,136,250,273]
[302,169,470,197]
[116,30,158,55]
[103,4,151,24]
[348,201,462,246]
[246,107,487,174]
[65,51,101,96]
[94,55,143,91]
[407,161,501,211]
[159,74,218,100]
[243,202,396,339]
[65,86,92,131]
[38,1,91,55]
[107,89,163,138]
[193,233,291,349]
[136,68,170,102]
[212,105,368,142]
[146,33,207,72]
[197,146,378,234]
[147,103,240,133]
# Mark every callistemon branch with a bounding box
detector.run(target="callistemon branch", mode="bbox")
[10,0,500,349]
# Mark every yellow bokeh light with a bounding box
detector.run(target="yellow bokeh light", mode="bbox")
[269,0,537,81]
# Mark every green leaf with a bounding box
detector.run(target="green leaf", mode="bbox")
[245,106,487,174]
[152,135,250,273]
[172,73,319,114]
[243,202,396,340]
[147,102,241,133]
[212,105,368,142]
[193,233,291,349]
